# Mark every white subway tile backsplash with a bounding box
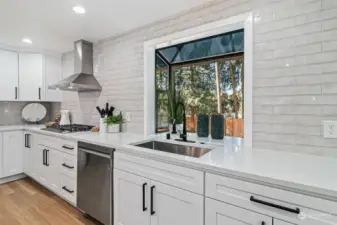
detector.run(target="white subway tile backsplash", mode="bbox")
[274,124,321,136]
[255,22,322,42]
[60,0,337,158]
[273,106,322,115]
[322,40,337,51]
[322,18,337,31]
[254,85,321,96]
[272,1,321,20]
[273,43,321,58]
[322,106,337,116]
[322,0,337,10]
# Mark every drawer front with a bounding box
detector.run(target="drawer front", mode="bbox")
[60,153,77,179]
[206,173,337,225]
[114,152,204,194]
[60,174,77,205]
[36,134,77,155]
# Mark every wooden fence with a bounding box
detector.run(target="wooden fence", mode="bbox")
[186,116,244,138]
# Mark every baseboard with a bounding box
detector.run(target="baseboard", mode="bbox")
[0,173,27,184]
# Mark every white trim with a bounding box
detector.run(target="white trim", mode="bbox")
[144,12,253,147]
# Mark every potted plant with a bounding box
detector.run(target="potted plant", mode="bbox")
[104,113,123,133]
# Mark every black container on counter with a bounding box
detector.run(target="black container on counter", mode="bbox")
[211,114,224,140]
[197,114,209,137]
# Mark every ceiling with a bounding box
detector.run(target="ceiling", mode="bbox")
[0,0,210,53]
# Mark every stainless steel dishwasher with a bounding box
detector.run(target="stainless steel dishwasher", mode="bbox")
[77,141,114,225]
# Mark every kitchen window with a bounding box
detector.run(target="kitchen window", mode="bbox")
[155,29,244,137]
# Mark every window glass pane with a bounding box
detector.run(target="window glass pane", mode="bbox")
[158,29,244,64]
[156,91,169,133]
[155,54,169,91]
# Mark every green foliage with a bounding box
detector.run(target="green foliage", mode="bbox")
[104,113,123,125]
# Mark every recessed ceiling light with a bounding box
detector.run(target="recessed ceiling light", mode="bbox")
[22,37,32,44]
[73,5,86,14]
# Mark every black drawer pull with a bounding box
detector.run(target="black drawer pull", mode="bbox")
[250,196,300,214]
[142,183,147,211]
[151,185,155,215]
[62,163,74,169]
[62,186,74,194]
[62,145,74,150]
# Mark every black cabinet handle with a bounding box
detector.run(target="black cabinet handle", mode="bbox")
[27,134,31,148]
[261,222,266,225]
[142,183,147,211]
[42,149,46,166]
[250,196,300,214]
[45,150,49,166]
[38,87,41,100]
[62,186,74,194]
[62,145,74,150]
[15,87,18,100]
[62,163,74,169]
[151,185,155,215]
[24,134,28,147]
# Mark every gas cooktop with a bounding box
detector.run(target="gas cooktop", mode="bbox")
[41,124,94,134]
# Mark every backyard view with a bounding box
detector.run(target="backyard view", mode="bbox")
[156,56,244,137]
[155,29,244,138]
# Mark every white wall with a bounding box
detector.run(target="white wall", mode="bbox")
[62,0,337,157]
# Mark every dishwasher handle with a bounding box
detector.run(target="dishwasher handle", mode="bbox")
[79,147,111,159]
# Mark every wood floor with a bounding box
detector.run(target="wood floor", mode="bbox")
[0,178,100,225]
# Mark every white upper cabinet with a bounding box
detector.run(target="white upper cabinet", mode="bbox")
[19,53,43,101]
[2,131,24,177]
[0,50,19,101]
[45,54,62,102]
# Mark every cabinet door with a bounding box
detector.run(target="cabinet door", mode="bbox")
[3,131,23,177]
[114,169,151,225]
[150,181,203,225]
[45,54,62,102]
[23,132,34,174]
[29,144,44,181]
[274,220,294,225]
[206,198,272,225]
[0,50,19,101]
[19,53,43,101]
[45,149,62,194]
[33,145,48,185]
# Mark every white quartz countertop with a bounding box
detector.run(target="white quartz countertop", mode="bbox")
[1,125,337,200]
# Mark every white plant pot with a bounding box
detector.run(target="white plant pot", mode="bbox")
[108,124,120,133]
[100,118,107,134]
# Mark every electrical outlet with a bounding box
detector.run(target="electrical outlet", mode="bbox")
[323,121,337,138]
[124,112,131,122]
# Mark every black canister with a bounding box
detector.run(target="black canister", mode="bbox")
[211,114,224,139]
[197,114,209,137]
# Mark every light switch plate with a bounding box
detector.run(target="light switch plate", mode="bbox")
[323,121,337,138]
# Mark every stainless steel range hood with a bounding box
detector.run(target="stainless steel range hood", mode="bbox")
[49,40,102,92]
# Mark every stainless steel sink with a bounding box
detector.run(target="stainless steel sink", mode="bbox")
[134,141,212,158]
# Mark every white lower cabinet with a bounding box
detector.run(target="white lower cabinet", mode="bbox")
[206,198,272,225]
[114,169,151,225]
[150,180,203,225]
[28,134,77,205]
[2,131,23,177]
[114,169,203,225]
